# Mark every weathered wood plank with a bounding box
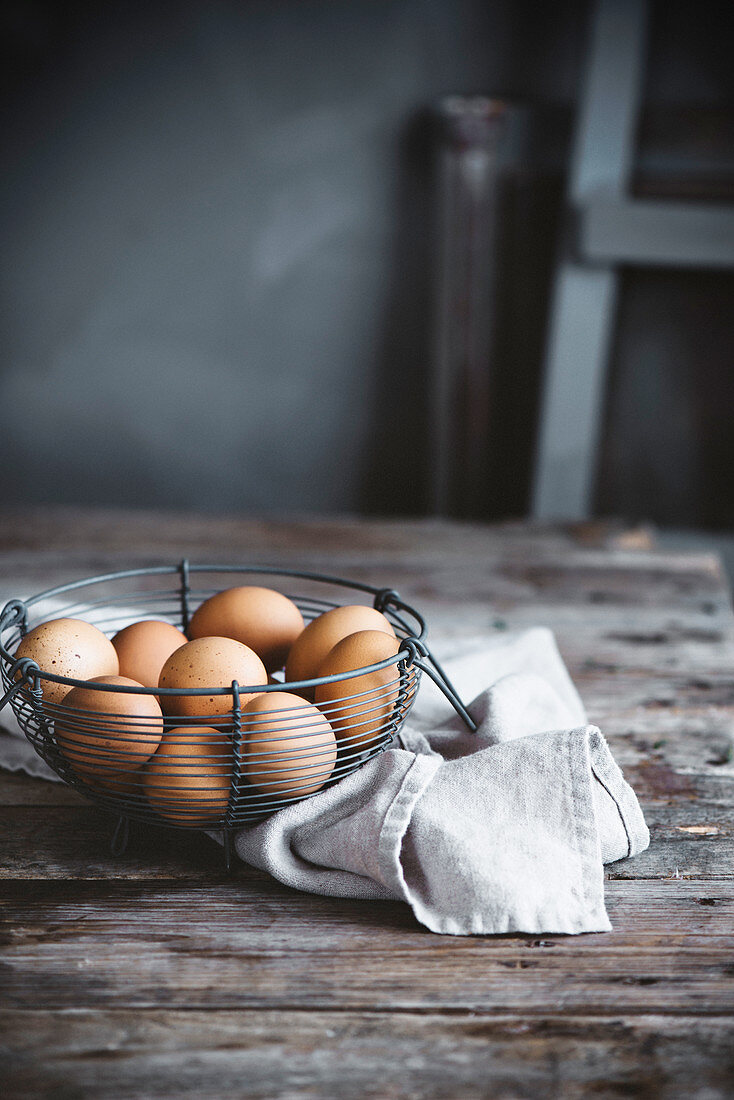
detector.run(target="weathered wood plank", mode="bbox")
[2,511,733,1093]
[607,835,734,880]
[2,881,733,1014]
[3,878,732,944]
[0,805,241,881]
[0,770,85,807]
[0,511,727,621]
[3,1010,734,1100]
[0,506,656,556]
[1,794,731,882]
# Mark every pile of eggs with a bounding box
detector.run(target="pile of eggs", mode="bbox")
[14,587,407,825]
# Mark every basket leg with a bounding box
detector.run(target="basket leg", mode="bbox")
[223,827,234,872]
[110,815,130,857]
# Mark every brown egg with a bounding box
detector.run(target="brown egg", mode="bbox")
[241,691,337,798]
[314,630,403,752]
[285,605,396,696]
[144,728,233,824]
[54,675,163,777]
[112,620,187,688]
[158,636,267,718]
[188,587,304,673]
[14,618,119,706]
[96,770,145,799]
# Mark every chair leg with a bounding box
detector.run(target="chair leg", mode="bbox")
[532,0,649,519]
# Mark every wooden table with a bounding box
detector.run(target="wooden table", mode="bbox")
[2,508,733,1099]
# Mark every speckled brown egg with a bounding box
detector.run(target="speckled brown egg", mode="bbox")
[314,630,403,751]
[112,620,188,688]
[143,727,233,824]
[15,618,119,705]
[158,636,267,718]
[188,586,304,673]
[284,605,395,695]
[241,691,337,797]
[54,675,163,777]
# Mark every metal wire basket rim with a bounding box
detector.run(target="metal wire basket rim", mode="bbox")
[7,562,422,619]
[0,561,426,697]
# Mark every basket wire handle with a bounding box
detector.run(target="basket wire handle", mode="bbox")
[0,601,32,711]
[400,638,478,733]
[373,588,402,614]
[0,656,41,712]
[0,598,28,636]
[376,588,477,734]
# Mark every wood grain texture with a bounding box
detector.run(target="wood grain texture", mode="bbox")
[1,880,734,1016]
[2,881,733,1015]
[0,769,84,806]
[1,509,734,1098]
[3,1011,734,1100]
[0,506,656,557]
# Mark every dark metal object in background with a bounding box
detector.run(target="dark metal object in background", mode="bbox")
[431,96,521,517]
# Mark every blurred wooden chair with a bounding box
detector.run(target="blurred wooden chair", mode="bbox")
[531,0,734,520]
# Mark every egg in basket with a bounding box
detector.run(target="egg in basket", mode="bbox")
[0,563,475,863]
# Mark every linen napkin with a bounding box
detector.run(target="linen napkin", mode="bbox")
[230,628,649,935]
[1,613,649,934]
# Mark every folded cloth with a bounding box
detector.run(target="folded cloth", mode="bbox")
[0,724,61,781]
[231,628,649,935]
[1,609,649,934]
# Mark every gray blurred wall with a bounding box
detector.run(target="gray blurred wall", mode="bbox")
[1,0,732,522]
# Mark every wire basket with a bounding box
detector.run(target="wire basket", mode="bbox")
[0,561,475,865]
